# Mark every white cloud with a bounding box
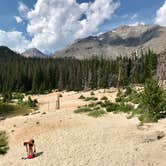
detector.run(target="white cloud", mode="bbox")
[0,30,29,52]
[14,16,23,23]
[129,22,145,26]
[18,1,29,18]
[0,0,119,53]
[26,0,120,52]
[155,0,166,26]
[131,13,138,20]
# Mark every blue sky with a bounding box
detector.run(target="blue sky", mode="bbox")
[0,0,165,53]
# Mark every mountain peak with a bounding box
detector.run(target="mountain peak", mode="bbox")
[54,24,166,59]
[22,48,46,58]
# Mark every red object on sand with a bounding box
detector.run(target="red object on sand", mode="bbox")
[27,155,33,159]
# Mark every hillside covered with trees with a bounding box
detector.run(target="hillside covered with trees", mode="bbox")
[0,46,157,93]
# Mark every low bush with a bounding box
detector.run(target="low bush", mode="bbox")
[100,96,108,100]
[78,95,85,99]
[90,91,95,96]
[88,109,106,118]
[105,102,119,112]
[84,97,98,101]
[0,131,9,155]
[19,96,38,109]
[138,112,158,123]
[124,87,133,96]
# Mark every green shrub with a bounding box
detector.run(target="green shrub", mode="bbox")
[27,96,38,108]
[12,93,24,100]
[84,97,98,101]
[138,112,158,123]
[0,131,9,155]
[100,96,108,100]
[88,109,106,118]
[124,87,132,96]
[100,100,112,107]
[74,107,93,113]
[118,103,133,113]
[2,92,12,103]
[19,96,38,109]
[105,102,119,112]
[141,79,166,119]
[90,91,95,96]
[88,102,98,107]
[115,96,125,103]
[78,95,85,99]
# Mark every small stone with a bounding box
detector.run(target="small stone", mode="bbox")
[0,117,6,121]
[23,113,29,116]
[141,131,165,143]
[36,121,40,125]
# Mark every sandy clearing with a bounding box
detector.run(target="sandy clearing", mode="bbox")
[1,89,166,166]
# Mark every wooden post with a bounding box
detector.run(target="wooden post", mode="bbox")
[56,93,60,110]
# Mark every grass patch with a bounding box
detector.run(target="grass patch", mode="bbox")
[88,109,106,118]
[0,103,31,118]
[0,131,9,155]
[84,97,98,101]
[74,107,93,113]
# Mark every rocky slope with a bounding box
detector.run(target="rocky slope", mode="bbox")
[54,25,166,59]
[22,48,46,58]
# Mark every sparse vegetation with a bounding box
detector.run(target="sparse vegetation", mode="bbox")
[75,79,166,123]
[78,95,85,99]
[90,91,95,96]
[100,96,108,100]
[84,97,98,101]
[74,107,93,113]
[0,131,9,155]
[88,109,106,118]
[0,103,31,117]
[19,96,38,109]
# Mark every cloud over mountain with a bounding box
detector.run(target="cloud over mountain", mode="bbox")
[0,0,119,53]
[155,0,166,26]
[26,0,120,52]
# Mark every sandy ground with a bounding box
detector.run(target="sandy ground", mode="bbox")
[1,89,166,166]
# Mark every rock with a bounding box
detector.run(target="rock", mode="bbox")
[141,131,165,143]
[0,117,6,121]
[23,113,29,116]
[36,121,40,125]
[42,112,46,115]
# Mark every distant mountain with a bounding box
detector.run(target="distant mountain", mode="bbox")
[22,48,46,58]
[54,25,166,59]
[0,46,20,58]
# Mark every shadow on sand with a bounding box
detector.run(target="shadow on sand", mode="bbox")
[35,151,44,158]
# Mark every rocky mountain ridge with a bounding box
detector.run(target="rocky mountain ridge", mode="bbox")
[54,25,166,59]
